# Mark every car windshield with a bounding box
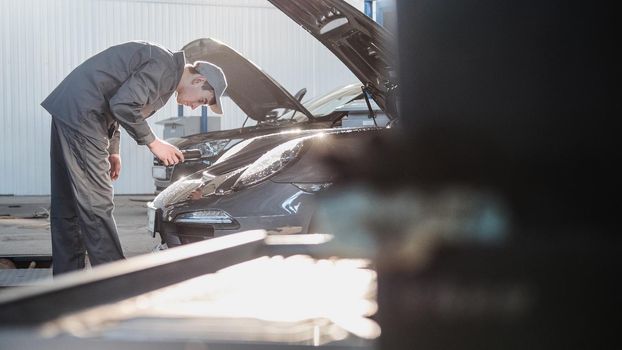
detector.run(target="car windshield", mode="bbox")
[277,83,363,122]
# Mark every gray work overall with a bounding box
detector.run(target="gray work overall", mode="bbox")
[42,41,185,275]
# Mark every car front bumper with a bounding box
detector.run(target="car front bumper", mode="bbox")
[155,181,319,247]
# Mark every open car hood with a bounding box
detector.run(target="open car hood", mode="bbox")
[183,38,314,122]
[268,0,398,119]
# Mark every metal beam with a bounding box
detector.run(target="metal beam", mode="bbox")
[0,230,267,325]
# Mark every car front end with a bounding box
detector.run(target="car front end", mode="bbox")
[149,127,384,247]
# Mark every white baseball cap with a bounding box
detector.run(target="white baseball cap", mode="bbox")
[195,61,227,114]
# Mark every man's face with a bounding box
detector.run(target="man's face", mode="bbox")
[176,76,215,110]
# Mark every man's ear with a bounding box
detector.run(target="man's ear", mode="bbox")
[191,75,206,87]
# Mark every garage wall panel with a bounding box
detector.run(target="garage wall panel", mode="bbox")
[0,0,362,195]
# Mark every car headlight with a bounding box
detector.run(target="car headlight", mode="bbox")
[293,182,332,193]
[194,139,230,158]
[152,172,214,208]
[174,210,235,225]
[233,136,311,189]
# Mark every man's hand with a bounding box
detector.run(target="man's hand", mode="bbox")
[109,154,122,181]
[148,138,185,166]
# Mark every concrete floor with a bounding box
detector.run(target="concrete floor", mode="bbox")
[0,195,158,257]
[0,195,160,264]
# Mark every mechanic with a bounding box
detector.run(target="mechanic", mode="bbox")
[41,41,227,275]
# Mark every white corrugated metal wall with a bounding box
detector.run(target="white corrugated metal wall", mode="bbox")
[0,0,363,195]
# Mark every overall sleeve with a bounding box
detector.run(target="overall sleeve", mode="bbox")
[108,59,167,146]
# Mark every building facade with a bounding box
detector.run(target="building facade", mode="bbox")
[0,0,362,195]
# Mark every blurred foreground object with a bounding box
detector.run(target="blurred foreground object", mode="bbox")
[316,0,618,348]
[0,231,380,349]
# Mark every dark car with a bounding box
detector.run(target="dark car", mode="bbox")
[153,37,388,192]
[148,0,397,247]
[148,127,388,246]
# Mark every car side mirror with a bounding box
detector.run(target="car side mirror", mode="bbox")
[293,88,307,102]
